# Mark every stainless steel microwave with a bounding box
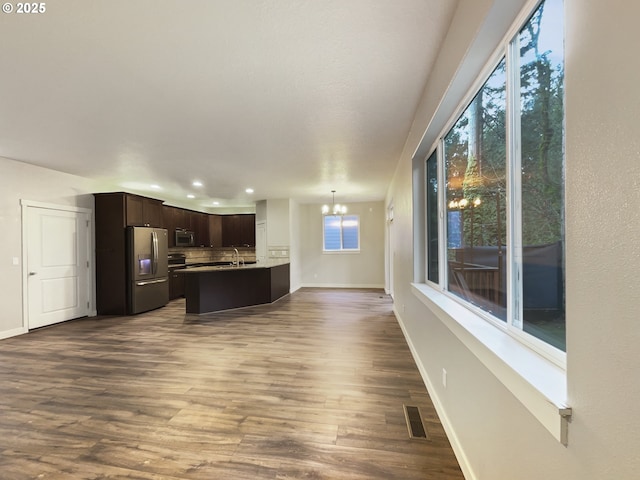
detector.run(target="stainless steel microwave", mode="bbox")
[175,229,195,247]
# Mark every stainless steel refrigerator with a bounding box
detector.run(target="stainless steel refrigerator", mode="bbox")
[127,226,169,314]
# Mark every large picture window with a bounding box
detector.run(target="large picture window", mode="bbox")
[444,58,507,320]
[426,0,565,353]
[516,0,565,350]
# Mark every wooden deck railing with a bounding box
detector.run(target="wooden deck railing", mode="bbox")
[448,261,502,306]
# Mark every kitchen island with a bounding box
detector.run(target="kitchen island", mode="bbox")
[180,260,290,314]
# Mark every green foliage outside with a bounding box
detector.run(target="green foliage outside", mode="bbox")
[445,2,564,249]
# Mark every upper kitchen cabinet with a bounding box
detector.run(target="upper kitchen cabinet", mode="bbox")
[163,206,183,247]
[209,214,222,247]
[184,209,210,246]
[124,194,164,227]
[221,214,256,247]
[94,192,164,229]
[192,211,210,246]
[163,206,210,247]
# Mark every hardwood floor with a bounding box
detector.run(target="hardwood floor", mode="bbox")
[0,288,464,479]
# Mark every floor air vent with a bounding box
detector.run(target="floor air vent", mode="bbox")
[403,404,429,440]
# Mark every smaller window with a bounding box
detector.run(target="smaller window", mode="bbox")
[323,215,360,252]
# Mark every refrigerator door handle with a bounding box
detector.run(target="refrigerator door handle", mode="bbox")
[136,278,168,286]
[152,231,159,275]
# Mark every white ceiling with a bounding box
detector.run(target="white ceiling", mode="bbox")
[0,0,457,211]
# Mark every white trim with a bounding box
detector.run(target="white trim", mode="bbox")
[300,283,385,289]
[386,199,394,297]
[321,250,360,255]
[20,199,92,214]
[394,305,477,480]
[411,282,570,445]
[322,214,361,252]
[0,326,28,341]
[20,200,94,331]
[417,0,566,366]
[506,28,523,332]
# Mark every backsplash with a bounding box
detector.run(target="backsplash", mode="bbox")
[169,246,256,264]
[268,245,290,259]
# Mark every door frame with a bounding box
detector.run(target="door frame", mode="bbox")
[386,201,394,298]
[256,220,267,263]
[20,200,94,330]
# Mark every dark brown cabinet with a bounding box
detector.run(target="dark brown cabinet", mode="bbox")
[192,211,210,246]
[94,191,256,313]
[221,214,256,247]
[164,206,210,247]
[163,205,185,247]
[169,268,185,299]
[94,192,165,315]
[124,194,164,227]
[209,214,222,246]
[97,192,254,263]
[183,263,289,314]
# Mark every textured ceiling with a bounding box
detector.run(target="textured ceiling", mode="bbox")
[0,0,457,211]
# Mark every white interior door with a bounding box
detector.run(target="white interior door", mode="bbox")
[26,206,90,329]
[256,221,267,263]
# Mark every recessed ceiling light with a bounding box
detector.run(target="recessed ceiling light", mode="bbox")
[245,188,254,194]
[192,181,203,187]
[212,201,219,205]
[187,194,195,199]
[150,184,161,189]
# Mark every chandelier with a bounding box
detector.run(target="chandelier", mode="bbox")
[322,190,347,215]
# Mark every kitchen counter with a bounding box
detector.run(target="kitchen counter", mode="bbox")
[180,261,290,313]
[180,259,284,272]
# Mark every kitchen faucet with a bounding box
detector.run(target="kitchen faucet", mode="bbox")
[233,248,240,267]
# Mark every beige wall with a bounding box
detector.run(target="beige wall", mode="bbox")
[299,201,385,288]
[265,199,290,248]
[387,0,640,479]
[289,199,302,292]
[0,156,97,338]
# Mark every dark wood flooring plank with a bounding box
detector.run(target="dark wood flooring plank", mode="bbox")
[0,288,464,479]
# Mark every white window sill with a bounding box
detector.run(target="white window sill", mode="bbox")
[411,283,571,445]
[322,250,360,254]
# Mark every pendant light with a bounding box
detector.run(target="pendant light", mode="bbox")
[322,190,347,215]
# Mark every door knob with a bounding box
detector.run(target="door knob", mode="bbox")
[29,271,37,276]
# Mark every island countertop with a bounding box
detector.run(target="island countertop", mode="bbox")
[179,259,289,273]
[181,261,290,314]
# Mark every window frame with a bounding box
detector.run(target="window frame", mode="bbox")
[322,214,361,253]
[413,0,569,446]
[423,0,565,368]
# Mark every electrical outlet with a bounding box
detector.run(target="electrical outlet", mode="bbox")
[442,368,447,388]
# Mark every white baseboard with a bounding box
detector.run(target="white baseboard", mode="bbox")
[393,306,476,480]
[300,283,385,289]
[0,326,28,341]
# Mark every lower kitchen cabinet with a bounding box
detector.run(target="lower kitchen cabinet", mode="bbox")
[169,268,185,299]
[182,262,289,313]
